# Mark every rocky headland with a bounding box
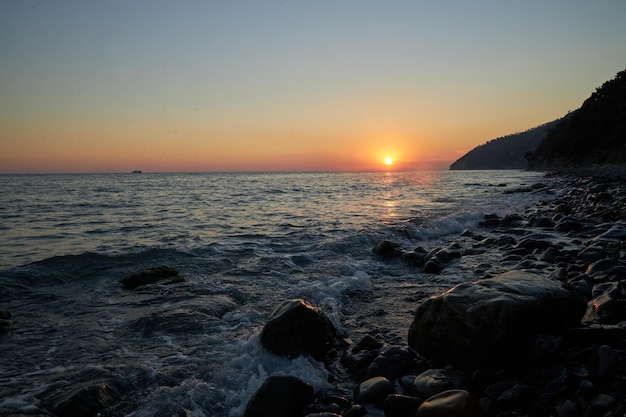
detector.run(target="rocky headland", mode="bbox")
[246,165,626,417]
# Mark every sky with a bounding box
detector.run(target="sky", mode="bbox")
[1,1,625,173]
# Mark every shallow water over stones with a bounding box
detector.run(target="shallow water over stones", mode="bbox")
[242,167,626,417]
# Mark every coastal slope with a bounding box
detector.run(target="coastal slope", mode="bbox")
[451,67,626,171]
[449,118,563,170]
[526,69,626,168]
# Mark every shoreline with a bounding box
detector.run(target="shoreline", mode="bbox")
[246,165,626,417]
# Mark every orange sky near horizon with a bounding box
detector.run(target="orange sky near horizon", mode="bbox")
[2,1,625,174]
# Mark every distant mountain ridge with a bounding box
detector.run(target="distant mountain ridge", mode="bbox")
[450,68,626,171]
[449,118,564,170]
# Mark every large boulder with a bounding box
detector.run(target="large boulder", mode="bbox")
[260,299,336,360]
[408,270,586,368]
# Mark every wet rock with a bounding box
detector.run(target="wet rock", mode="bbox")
[413,369,465,399]
[555,218,584,233]
[540,247,561,262]
[495,383,532,407]
[417,389,477,417]
[573,379,596,400]
[0,309,12,334]
[244,375,314,417]
[343,404,367,417]
[516,234,553,251]
[596,344,617,380]
[483,381,515,401]
[354,376,394,405]
[428,246,463,263]
[398,375,420,396]
[586,259,626,281]
[260,299,336,360]
[568,276,593,299]
[365,346,419,380]
[587,393,617,415]
[479,214,502,228]
[578,246,608,261]
[401,247,428,266]
[584,282,626,324]
[501,213,524,227]
[592,222,626,243]
[408,270,587,367]
[532,216,556,228]
[554,203,572,215]
[549,267,567,281]
[422,259,442,274]
[373,240,404,258]
[120,265,183,290]
[318,394,350,412]
[554,399,578,417]
[342,349,378,379]
[421,246,463,275]
[52,382,122,417]
[352,334,382,354]
[384,394,423,417]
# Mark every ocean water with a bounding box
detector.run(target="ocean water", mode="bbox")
[0,170,551,416]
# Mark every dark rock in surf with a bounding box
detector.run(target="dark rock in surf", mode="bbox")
[401,247,428,266]
[422,259,442,274]
[244,375,314,417]
[0,309,12,334]
[479,214,502,228]
[120,265,184,290]
[260,299,336,360]
[372,240,404,258]
[52,382,122,417]
[408,270,586,368]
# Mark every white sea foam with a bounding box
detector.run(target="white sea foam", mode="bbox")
[228,334,332,417]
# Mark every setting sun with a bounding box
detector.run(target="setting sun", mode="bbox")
[384,156,394,166]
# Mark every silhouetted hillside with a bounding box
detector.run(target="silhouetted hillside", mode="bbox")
[526,69,626,168]
[449,119,563,170]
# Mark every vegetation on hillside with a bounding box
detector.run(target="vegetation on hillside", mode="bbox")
[526,69,626,168]
[449,119,564,170]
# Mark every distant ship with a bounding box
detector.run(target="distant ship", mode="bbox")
[131,170,142,174]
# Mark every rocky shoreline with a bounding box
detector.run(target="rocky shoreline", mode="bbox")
[246,165,626,417]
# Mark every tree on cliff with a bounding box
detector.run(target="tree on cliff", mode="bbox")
[526,69,626,168]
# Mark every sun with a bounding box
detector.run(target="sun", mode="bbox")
[384,156,394,166]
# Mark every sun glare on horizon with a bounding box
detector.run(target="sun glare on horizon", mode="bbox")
[384,156,394,166]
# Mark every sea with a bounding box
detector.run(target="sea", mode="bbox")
[0,170,553,416]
